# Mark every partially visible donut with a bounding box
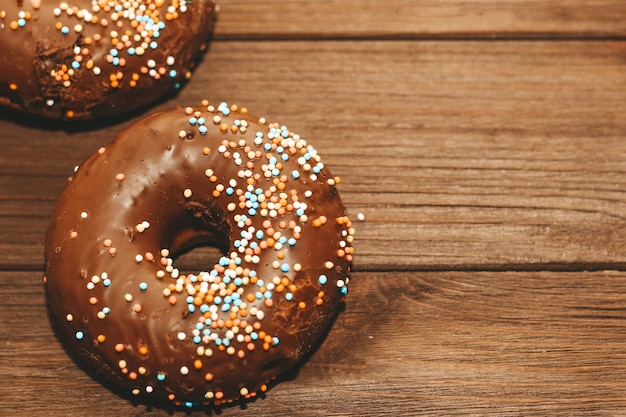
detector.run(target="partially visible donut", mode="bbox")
[44,101,355,406]
[0,0,216,119]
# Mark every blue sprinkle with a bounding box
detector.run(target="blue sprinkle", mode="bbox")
[234,120,241,126]
[318,275,328,285]
[288,238,297,246]
[256,292,263,299]
[18,18,26,27]
[169,70,177,78]
[196,322,204,330]
[222,338,230,347]
[193,335,201,344]
[157,373,166,381]
[272,337,280,345]
[200,304,210,313]
[340,286,349,295]
[250,332,258,340]
[269,157,277,165]
[214,296,222,305]
[128,47,136,56]
[291,170,300,179]
[264,292,272,299]
[186,296,194,304]
[112,57,120,66]
[285,293,293,301]
[264,143,271,151]
[102,307,111,314]
[272,168,280,176]
[248,208,257,216]
[75,331,84,340]
[139,282,148,291]
[199,125,207,134]
[109,49,118,57]
[188,305,195,313]
[189,117,197,125]
[282,154,289,161]
[234,277,243,286]
[226,187,234,195]
[197,117,205,125]
[256,230,264,239]
[256,132,264,138]
[214,338,222,346]
[61,26,69,34]
[276,146,284,153]
[150,41,158,49]
[280,263,290,273]
[221,107,230,116]
[221,304,230,312]
[103,279,111,287]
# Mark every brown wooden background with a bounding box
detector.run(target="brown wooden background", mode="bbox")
[2,1,626,415]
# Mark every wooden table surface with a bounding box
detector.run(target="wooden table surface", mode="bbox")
[2,1,626,415]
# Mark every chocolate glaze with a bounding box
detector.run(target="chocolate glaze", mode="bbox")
[0,1,216,119]
[45,102,355,406]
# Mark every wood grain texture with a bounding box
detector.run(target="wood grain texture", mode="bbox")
[3,271,626,416]
[215,0,626,39]
[2,1,626,415]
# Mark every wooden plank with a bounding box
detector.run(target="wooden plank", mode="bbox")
[214,0,626,39]
[1,40,625,271]
[3,270,626,415]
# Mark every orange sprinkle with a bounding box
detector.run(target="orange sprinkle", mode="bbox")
[139,346,149,355]
[97,334,106,343]
[194,359,203,369]
[298,301,307,309]
[65,110,75,118]
[205,373,213,381]
[133,304,142,313]
[115,343,124,352]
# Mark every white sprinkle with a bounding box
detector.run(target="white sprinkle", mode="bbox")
[184,188,192,198]
[180,366,189,375]
[357,212,366,221]
[135,254,143,263]
[80,211,89,219]
[66,313,73,322]
[177,332,186,341]
[325,261,334,269]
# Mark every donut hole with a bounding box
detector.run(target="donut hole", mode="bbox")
[173,244,225,275]
[170,199,231,274]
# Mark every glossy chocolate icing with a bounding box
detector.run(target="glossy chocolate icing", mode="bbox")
[45,102,354,406]
[0,1,216,119]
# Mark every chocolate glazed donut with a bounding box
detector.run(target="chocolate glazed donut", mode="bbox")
[0,0,216,119]
[44,102,355,407]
